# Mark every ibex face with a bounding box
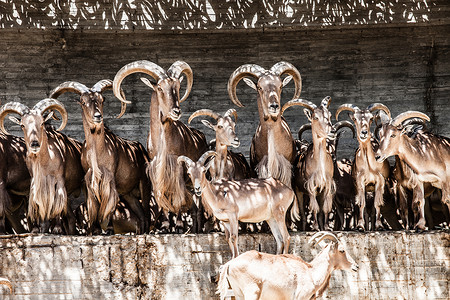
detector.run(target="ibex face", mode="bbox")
[310,106,334,139]
[178,151,215,197]
[79,92,105,132]
[19,113,49,154]
[351,110,373,143]
[254,74,283,121]
[332,242,359,272]
[215,115,240,147]
[150,78,182,122]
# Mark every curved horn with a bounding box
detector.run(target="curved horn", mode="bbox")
[177,155,194,167]
[91,79,113,93]
[113,60,167,105]
[335,104,360,121]
[320,96,332,108]
[224,108,238,122]
[367,103,391,119]
[167,61,193,103]
[188,109,220,124]
[198,150,216,166]
[281,98,317,115]
[0,102,29,135]
[33,98,68,132]
[402,117,427,128]
[297,123,311,140]
[309,231,339,248]
[227,64,266,108]
[49,81,90,98]
[333,120,356,138]
[392,111,430,127]
[270,61,302,100]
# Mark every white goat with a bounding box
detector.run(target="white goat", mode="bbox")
[177,151,295,258]
[217,231,358,300]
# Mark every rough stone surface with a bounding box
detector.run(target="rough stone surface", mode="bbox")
[0,232,448,299]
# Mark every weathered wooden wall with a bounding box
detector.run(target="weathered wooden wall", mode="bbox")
[0,232,448,299]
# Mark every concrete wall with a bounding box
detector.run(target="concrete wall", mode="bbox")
[0,232,448,299]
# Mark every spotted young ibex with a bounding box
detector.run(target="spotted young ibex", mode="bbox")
[50,80,151,234]
[228,62,301,186]
[375,110,450,231]
[0,99,83,234]
[113,60,208,232]
[178,151,295,258]
[188,108,252,181]
[217,231,358,300]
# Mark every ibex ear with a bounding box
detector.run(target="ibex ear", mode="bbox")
[201,119,215,130]
[282,75,293,87]
[44,111,54,123]
[8,116,21,125]
[304,109,313,121]
[140,77,156,91]
[243,78,257,90]
[378,110,390,125]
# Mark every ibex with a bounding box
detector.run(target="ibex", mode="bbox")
[50,80,151,234]
[217,231,358,300]
[0,277,12,294]
[188,108,252,181]
[178,151,295,258]
[113,60,208,232]
[336,103,392,231]
[228,62,301,186]
[282,97,336,231]
[375,110,450,231]
[0,99,83,234]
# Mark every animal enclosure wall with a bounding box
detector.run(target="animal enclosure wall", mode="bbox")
[0,1,449,159]
[0,232,448,299]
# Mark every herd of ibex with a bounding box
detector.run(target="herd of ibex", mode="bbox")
[0,59,448,298]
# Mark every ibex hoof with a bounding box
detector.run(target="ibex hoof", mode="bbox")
[356,225,365,232]
[414,227,425,233]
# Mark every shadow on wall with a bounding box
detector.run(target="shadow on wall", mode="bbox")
[0,0,439,30]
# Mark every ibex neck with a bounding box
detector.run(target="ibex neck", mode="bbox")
[309,247,335,293]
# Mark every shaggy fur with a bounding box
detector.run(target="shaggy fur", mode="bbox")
[305,170,336,214]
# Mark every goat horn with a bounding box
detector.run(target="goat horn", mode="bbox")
[49,81,90,98]
[297,123,311,140]
[270,61,302,100]
[402,117,427,128]
[33,98,68,132]
[224,108,238,122]
[91,79,113,93]
[188,109,220,124]
[167,61,193,103]
[309,231,339,248]
[227,64,266,108]
[177,155,194,167]
[320,96,332,108]
[335,104,360,121]
[0,277,12,294]
[392,111,430,127]
[367,103,391,119]
[198,150,216,166]
[0,102,29,135]
[113,60,167,105]
[333,120,356,138]
[281,98,317,115]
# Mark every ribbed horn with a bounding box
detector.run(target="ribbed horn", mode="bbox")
[320,96,332,108]
[198,150,216,166]
[392,111,430,127]
[113,60,167,105]
[177,155,194,167]
[0,102,29,135]
[309,231,339,248]
[227,64,266,108]
[335,104,360,121]
[367,103,391,119]
[188,109,220,124]
[91,79,113,93]
[297,123,312,140]
[167,61,193,103]
[281,98,317,115]
[49,81,90,98]
[33,98,68,132]
[333,120,356,138]
[224,108,238,122]
[270,61,302,100]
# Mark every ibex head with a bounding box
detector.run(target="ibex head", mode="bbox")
[336,103,391,144]
[0,99,67,154]
[49,80,121,133]
[375,111,430,162]
[178,151,215,197]
[113,60,193,122]
[188,109,240,148]
[228,62,301,122]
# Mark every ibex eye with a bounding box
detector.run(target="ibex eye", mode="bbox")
[391,134,396,138]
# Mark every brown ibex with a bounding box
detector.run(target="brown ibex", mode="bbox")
[50,80,151,234]
[375,110,450,231]
[178,151,295,258]
[228,62,301,186]
[217,231,358,300]
[188,108,252,181]
[336,103,392,231]
[113,60,208,232]
[282,97,336,231]
[0,99,83,234]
